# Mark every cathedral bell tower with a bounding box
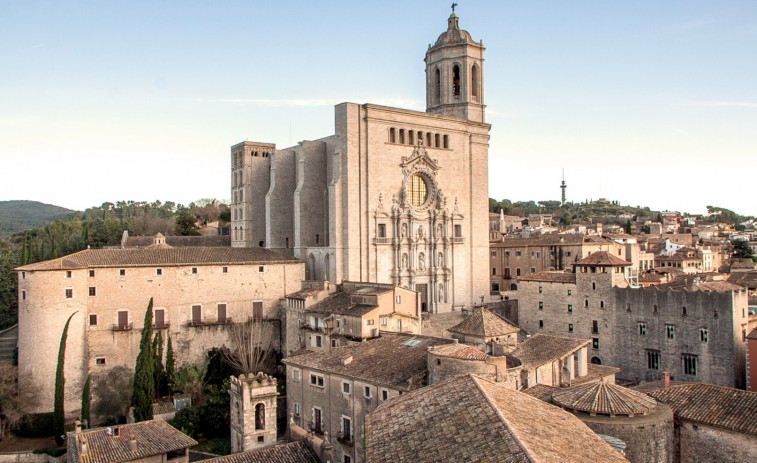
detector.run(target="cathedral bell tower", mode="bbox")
[425,9,486,123]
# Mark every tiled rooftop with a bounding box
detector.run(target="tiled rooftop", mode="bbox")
[494,234,588,247]
[552,380,658,417]
[447,307,520,338]
[282,333,451,391]
[646,383,757,435]
[726,271,757,289]
[69,419,196,463]
[523,384,557,402]
[17,247,300,271]
[365,374,628,463]
[428,342,489,361]
[510,334,590,370]
[574,251,631,267]
[201,441,319,463]
[570,364,621,385]
[519,271,577,283]
[304,292,377,316]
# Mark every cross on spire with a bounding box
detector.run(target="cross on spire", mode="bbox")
[451,3,458,13]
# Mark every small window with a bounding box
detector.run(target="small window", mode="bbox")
[89,314,97,326]
[682,354,697,376]
[258,266,264,272]
[539,302,543,309]
[516,250,522,257]
[491,251,496,257]
[454,224,462,238]
[568,324,574,333]
[492,267,497,276]
[222,266,228,273]
[625,302,630,311]
[366,319,375,325]
[293,368,301,382]
[567,289,572,296]
[156,268,162,275]
[65,271,72,278]
[378,224,386,238]
[342,382,351,394]
[294,403,301,416]
[381,389,388,401]
[21,271,25,279]
[21,290,26,300]
[653,304,658,314]
[119,269,126,276]
[309,374,324,387]
[381,318,387,326]
[191,267,198,274]
[592,320,599,334]
[364,386,371,398]
[88,287,96,297]
[539,320,544,328]
[647,350,660,369]
[65,288,73,299]
[592,338,600,349]
[584,299,589,308]
[682,306,687,316]
[666,325,675,339]
[316,234,319,244]
[567,304,572,313]
[700,328,708,343]
[89,270,95,277]
[538,286,543,294]
[314,335,322,348]
[396,295,401,304]
[331,339,337,348]
[95,357,106,365]
[601,301,606,309]
[592,282,597,290]
[639,322,647,335]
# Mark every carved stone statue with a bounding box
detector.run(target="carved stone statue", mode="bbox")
[377,192,384,212]
[402,253,409,268]
[436,224,442,238]
[392,193,399,212]
[438,252,443,267]
[418,253,426,271]
[401,223,408,238]
[417,225,424,239]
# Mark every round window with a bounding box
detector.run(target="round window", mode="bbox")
[406,174,428,207]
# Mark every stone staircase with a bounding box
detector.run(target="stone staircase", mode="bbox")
[0,324,18,362]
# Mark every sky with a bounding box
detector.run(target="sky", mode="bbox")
[1,1,756,216]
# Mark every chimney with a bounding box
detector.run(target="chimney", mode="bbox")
[341,356,353,366]
[113,426,120,437]
[452,338,458,344]
[129,435,137,452]
[661,371,670,388]
[80,438,88,455]
[75,420,82,434]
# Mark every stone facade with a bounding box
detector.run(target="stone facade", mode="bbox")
[677,421,757,463]
[16,248,303,416]
[230,13,490,313]
[229,373,278,453]
[517,269,748,388]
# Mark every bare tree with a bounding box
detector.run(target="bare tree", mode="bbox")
[0,362,22,439]
[223,320,276,375]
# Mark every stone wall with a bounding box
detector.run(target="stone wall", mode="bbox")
[679,421,757,463]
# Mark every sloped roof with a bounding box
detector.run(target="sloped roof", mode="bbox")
[201,441,319,463]
[726,271,757,289]
[428,343,489,361]
[574,251,631,267]
[519,271,576,283]
[365,374,628,463]
[494,234,587,248]
[646,383,757,435]
[305,292,378,316]
[447,307,520,338]
[510,335,590,370]
[17,247,300,271]
[282,333,451,391]
[69,419,196,463]
[552,380,658,417]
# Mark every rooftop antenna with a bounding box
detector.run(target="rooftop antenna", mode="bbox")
[560,168,567,206]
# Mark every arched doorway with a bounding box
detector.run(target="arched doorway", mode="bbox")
[591,356,602,365]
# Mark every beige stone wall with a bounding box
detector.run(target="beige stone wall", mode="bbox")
[679,421,757,463]
[18,261,303,415]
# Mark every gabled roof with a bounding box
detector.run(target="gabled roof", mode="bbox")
[282,333,451,391]
[427,342,489,361]
[574,251,631,267]
[69,419,196,463]
[447,307,520,338]
[646,383,757,435]
[510,334,590,370]
[551,380,658,417]
[305,292,378,316]
[365,374,628,463]
[201,441,319,463]
[519,271,576,283]
[16,247,300,271]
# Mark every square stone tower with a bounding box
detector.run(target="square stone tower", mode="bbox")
[229,372,278,453]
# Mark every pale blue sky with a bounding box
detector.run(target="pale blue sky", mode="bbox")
[1,1,755,215]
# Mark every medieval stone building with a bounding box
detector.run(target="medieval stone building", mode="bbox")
[230,12,490,313]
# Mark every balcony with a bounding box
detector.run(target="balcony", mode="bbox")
[336,431,354,446]
[154,323,171,330]
[187,317,233,327]
[307,421,323,436]
[373,237,391,245]
[112,323,133,332]
[452,237,464,244]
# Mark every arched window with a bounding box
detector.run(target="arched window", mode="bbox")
[399,129,406,144]
[389,128,396,143]
[255,403,265,430]
[452,65,461,97]
[471,63,480,101]
[510,283,518,291]
[434,68,441,103]
[591,356,602,365]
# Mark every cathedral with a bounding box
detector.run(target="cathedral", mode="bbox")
[230,11,490,313]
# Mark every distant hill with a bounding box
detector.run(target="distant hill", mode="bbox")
[0,200,75,239]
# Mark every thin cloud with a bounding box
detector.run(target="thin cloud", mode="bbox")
[680,101,757,108]
[195,97,423,109]
[25,43,46,51]
[672,127,689,135]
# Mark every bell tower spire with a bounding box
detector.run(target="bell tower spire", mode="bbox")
[425,8,486,123]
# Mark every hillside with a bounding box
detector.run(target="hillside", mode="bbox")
[0,200,74,239]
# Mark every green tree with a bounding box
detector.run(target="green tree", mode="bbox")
[175,210,200,236]
[165,335,175,395]
[93,366,133,424]
[733,240,754,259]
[131,299,155,422]
[624,220,632,234]
[54,312,77,446]
[152,330,166,399]
[80,374,91,428]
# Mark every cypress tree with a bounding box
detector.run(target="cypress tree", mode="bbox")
[152,329,165,399]
[54,312,77,446]
[131,298,155,422]
[81,374,91,428]
[165,335,175,395]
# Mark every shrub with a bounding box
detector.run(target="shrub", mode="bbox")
[33,447,66,457]
[15,413,54,438]
[170,406,201,439]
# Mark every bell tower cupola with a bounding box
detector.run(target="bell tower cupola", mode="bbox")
[425,7,485,123]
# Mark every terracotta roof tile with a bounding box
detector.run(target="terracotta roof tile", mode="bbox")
[519,271,576,283]
[428,343,489,360]
[552,380,658,417]
[201,441,319,463]
[574,251,631,267]
[523,384,556,402]
[17,247,300,271]
[493,234,588,247]
[70,419,196,463]
[305,292,377,316]
[646,383,757,435]
[365,374,628,463]
[570,364,621,385]
[510,334,590,370]
[447,307,520,338]
[282,333,452,391]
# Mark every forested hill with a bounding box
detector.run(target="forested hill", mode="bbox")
[0,200,74,239]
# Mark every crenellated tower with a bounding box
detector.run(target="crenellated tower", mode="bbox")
[229,372,279,453]
[231,141,275,248]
